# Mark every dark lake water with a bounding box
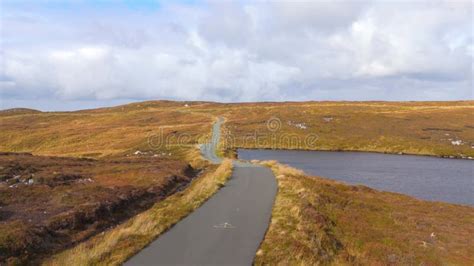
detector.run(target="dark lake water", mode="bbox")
[238,149,474,206]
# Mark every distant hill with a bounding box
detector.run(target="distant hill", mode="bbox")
[0,100,473,158]
[0,108,42,116]
[78,100,218,113]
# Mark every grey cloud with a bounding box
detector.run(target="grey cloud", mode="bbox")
[270,1,370,32]
[0,0,472,111]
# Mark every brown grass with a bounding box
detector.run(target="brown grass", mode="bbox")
[0,101,224,264]
[2,101,473,159]
[2,100,473,264]
[0,152,196,264]
[0,101,215,159]
[218,101,474,158]
[255,160,474,265]
[44,159,233,266]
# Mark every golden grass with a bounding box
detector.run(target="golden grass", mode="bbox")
[219,101,474,158]
[0,104,214,159]
[2,100,473,263]
[44,159,233,266]
[255,160,474,265]
[2,101,473,159]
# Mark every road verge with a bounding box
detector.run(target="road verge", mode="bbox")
[44,159,233,266]
[254,160,474,265]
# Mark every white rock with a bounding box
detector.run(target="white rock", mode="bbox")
[134,150,143,155]
[295,123,307,129]
[451,140,463,146]
[288,121,308,129]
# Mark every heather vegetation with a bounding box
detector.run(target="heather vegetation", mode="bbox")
[0,101,214,160]
[0,152,197,264]
[255,161,474,265]
[45,159,233,266]
[1,100,473,265]
[1,101,473,159]
[217,101,474,159]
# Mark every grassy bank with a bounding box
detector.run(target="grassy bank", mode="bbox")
[44,159,233,266]
[255,161,474,265]
[0,152,198,264]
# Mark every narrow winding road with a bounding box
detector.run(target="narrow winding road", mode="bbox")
[126,117,277,265]
[200,117,224,164]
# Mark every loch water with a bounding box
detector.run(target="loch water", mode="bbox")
[238,149,474,206]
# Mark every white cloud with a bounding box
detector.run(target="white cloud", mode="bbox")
[0,0,472,110]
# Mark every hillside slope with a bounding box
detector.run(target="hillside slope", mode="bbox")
[216,101,474,158]
[1,100,473,159]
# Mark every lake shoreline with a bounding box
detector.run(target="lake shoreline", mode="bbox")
[255,160,474,265]
[238,148,474,206]
[235,146,474,161]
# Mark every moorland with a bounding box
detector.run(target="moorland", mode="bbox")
[256,161,474,265]
[1,100,473,265]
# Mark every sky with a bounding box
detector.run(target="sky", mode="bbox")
[1,0,473,111]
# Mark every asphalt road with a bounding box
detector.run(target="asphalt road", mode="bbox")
[199,117,224,164]
[125,118,277,265]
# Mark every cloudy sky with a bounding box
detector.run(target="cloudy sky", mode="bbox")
[1,0,473,111]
